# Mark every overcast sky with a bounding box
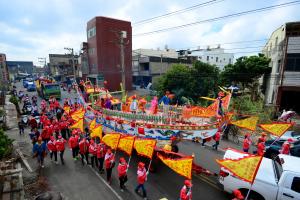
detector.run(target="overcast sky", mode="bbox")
[1,0,300,66]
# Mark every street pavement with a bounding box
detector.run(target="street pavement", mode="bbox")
[10,82,233,200]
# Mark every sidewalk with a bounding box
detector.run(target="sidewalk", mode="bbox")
[4,95,121,200]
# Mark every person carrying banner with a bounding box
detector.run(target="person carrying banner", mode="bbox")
[257,132,267,145]
[79,137,90,166]
[180,180,192,200]
[105,148,115,184]
[47,136,58,164]
[257,141,265,156]
[117,157,128,191]
[135,162,148,199]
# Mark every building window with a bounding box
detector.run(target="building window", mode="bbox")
[207,56,209,61]
[216,57,218,62]
[286,54,300,71]
[87,27,96,39]
[88,48,95,55]
[277,60,281,73]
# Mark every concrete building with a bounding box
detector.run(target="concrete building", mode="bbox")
[132,48,194,88]
[192,47,234,70]
[263,22,300,113]
[0,53,9,83]
[6,61,33,80]
[87,16,132,91]
[48,54,79,81]
[79,42,89,79]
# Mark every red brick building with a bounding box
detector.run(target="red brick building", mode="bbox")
[86,16,132,91]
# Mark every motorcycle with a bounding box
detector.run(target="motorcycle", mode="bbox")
[20,115,29,126]
[22,102,33,115]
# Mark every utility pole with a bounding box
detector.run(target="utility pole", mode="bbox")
[38,57,46,75]
[64,47,76,80]
[119,31,126,90]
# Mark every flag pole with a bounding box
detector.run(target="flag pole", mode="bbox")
[147,159,153,173]
[245,184,253,200]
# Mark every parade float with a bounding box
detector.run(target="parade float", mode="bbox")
[68,80,236,176]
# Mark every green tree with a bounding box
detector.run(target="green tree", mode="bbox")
[0,129,13,159]
[221,54,271,101]
[9,95,21,116]
[153,61,220,104]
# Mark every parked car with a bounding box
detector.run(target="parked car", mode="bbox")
[219,149,300,200]
[270,131,300,141]
[27,82,36,91]
[265,139,300,159]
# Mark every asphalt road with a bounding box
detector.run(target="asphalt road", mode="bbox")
[16,82,230,200]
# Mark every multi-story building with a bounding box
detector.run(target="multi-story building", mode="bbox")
[48,54,79,81]
[263,22,300,113]
[6,61,34,80]
[132,48,194,88]
[0,53,9,83]
[192,47,234,70]
[86,16,132,91]
[79,42,89,80]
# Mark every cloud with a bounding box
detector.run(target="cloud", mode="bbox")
[1,0,300,65]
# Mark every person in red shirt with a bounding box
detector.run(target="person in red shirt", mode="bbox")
[280,138,293,155]
[117,157,128,191]
[47,136,58,164]
[105,148,115,184]
[79,137,90,166]
[243,134,252,153]
[69,131,79,161]
[56,135,66,165]
[232,189,244,200]
[89,139,98,168]
[97,142,106,173]
[257,132,267,145]
[212,130,221,151]
[257,141,265,156]
[180,180,192,200]
[135,162,147,199]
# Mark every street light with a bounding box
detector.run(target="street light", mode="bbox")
[64,47,76,80]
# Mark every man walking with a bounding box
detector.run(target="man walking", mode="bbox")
[79,137,90,166]
[68,130,79,161]
[212,130,221,150]
[117,157,128,191]
[105,148,115,184]
[47,136,58,164]
[97,142,106,173]
[135,162,148,200]
[56,135,66,165]
[89,139,98,168]
[33,137,47,168]
[180,180,192,200]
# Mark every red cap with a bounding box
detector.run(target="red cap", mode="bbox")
[50,136,55,141]
[107,148,112,153]
[119,157,126,163]
[138,162,145,168]
[58,135,62,139]
[233,189,244,199]
[90,139,94,144]
[72,129,77,135]
[38,136,42,141]
[184,180,192,187]
[287,138,294,143]
[261,132,267,136]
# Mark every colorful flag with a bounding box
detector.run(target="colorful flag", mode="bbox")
[230,116,259,131]
[71,108,85,121]
[63,105,71,114]
[90,125,102,139]
[134,138,156,159]
[216,155,263,184]
[118,136,135,156]
[70,118,84,132]
[259,122,294,137]
[157,153,193,179]
[89,118,96,130]
[102,133,121,150]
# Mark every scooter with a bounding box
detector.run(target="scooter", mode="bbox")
[20,115,29,126]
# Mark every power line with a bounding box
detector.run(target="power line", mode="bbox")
[133,0,300,37]
[133,0,225,26]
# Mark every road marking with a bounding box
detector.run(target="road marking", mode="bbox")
[87,164,123,200]
[193,174,221,191]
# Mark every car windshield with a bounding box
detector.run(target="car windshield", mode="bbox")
[44,84,60,91]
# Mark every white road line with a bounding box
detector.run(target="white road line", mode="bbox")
[87,164,123,200]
